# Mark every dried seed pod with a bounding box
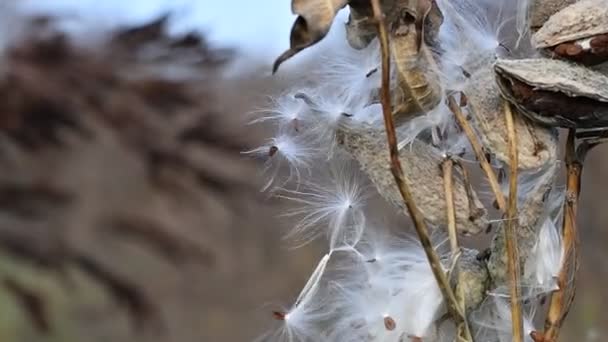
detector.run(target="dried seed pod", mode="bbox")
[345,0,444,50]
[530,0,578,31]
[345,2,377,50]
[338,125,487,235]
[390,19,442,122]
[466,66,558,170]
[273,0,349,72]
[344,0,443,120]
[533,0,608,65]
[495,58,608,128]
[593,61,608,75]
[451,248,490,311]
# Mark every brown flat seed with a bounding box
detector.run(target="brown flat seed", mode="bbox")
[507,77,608,128]
[268,145,279,157]
[272,311,286,321]
[591,33,608,55]
[551,34,608,65]
[384,316,397,331]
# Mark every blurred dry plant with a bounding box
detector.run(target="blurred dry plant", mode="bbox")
[0,12,280,342]
[251,0,608,341]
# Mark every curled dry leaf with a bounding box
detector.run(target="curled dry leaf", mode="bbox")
[338,125,487,235]
[465,66,558,170]
[533,0,608,65]
[495,57,608,129]
[273,0,349,72]
[530,0,578,31]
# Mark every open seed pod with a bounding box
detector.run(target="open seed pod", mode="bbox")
[346,0,444,50]
[338,125,487,235]
[533,0,608,65]
[494,58,608,129]
[390,20,442,122]
[465,66,558,170]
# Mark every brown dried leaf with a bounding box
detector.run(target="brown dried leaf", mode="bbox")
[273,0,349,72]
[495,58,608,128]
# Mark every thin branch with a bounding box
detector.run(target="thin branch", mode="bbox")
[504,101,524,342]
[370,0,468,337]
[442,156,474,342]
[543,129,582,341]
[442,157,459,256]
[448,95,507,212]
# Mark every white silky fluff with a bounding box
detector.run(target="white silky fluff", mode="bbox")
[279,159,369,249]
[245,131,316,191]
[471,295,537,342]
[524,189,565,294]
[525,216,564,292]
[435,0,524,91]
[260,254,333,342]
[316,39,382,111]
[249,91,314,131]
[327,233,447,341]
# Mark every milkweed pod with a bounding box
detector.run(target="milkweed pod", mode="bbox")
[495,58,608,129]
[338,124,487,235]
[534,0,608,65]
[465,66,558,170]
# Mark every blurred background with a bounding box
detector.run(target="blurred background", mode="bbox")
[0,1,606,341]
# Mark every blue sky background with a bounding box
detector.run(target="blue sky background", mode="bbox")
[21,0,295,58]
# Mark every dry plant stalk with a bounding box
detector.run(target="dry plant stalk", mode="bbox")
[370,0,469,335]
[448,96,507,212]
[442,157,476,341]
[442,157,459,255]
[543,130,581,341]
[504,101,524,342]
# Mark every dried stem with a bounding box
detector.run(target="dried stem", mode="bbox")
[442,157,459,256]
[448,96,507,212]
[442,157,473,341]
[370,1,469,338]
[543,129,581,341]
[530,330,547,342]
[504,101,524,342]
